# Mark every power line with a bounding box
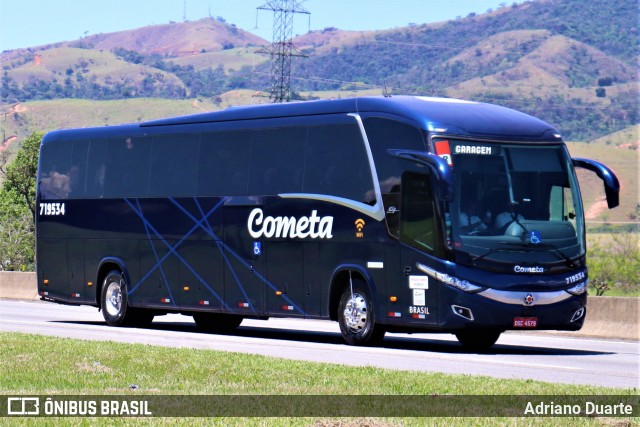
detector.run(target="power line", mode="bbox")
[256,0,310,103]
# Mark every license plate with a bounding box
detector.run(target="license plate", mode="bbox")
[513,317,538,328]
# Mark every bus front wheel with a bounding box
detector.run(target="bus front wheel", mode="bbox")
[338,280,385,346]
[101,270,153,327]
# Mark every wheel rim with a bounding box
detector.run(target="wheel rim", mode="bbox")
[104,280,123,317]
[343,292,368,333]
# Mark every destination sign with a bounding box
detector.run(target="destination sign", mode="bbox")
[452,144,500,155]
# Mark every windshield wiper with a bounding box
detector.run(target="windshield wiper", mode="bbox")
[482,241,575,268]
[470,244,522,265]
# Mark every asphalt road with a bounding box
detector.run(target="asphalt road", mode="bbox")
[1,300,637,389]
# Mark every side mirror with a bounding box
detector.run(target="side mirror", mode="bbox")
[388,149,453,201]
[572,158,620,209]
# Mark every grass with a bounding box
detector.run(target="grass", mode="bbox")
[170,47,268,72]
[0,332,637,426]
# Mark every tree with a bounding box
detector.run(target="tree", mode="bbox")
[0,132,42,222]
[0,132,41,271]
[0,187,34,271]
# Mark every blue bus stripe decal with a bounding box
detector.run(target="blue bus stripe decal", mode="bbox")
[135,199,176,307]
[124,198,231,311]
[168,197,304,314]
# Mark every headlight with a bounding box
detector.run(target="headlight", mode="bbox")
[416,262,484,293]
[566,280,588,296]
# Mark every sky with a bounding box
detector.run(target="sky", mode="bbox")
[0,0,524,52]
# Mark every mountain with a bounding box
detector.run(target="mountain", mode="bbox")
[1,0,638,140]
[288,0,637,140]
[65,17,266,56]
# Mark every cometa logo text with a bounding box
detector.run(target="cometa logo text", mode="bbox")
[247,208,334,239]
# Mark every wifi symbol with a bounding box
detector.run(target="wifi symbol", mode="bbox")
[355,219,365,238]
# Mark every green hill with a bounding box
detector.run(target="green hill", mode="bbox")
[290,0,637,140]
[1,0,637,143]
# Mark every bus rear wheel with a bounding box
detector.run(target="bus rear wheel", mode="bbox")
[101,270,154,327]
[455,330,502,351]
[338,280,385,346]
[193,313,243,333]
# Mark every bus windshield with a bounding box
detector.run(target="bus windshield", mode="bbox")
[438,139,585,269]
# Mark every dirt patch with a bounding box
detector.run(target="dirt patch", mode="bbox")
[617,142,639,150]
[7,103,28,113]
[192,99,207,111]
[0,135,17,152]
[584,198,608,220]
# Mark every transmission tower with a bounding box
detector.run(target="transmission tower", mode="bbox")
[257,0,310,103]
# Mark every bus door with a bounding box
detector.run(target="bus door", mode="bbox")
[399,172,439,325]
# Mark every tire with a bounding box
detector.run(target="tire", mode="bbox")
[455,330,502,351]
[193,313,243,333]
[101,270,153,327]
[338,279,385,346]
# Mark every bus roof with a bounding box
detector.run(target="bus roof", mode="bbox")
[43,96,561,143]
[141,95,560,141]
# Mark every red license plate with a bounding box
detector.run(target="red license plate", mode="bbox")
[513,317,538,328]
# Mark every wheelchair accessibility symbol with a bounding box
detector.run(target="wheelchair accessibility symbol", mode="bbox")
[529,230,542,245]
[253,242,262,256]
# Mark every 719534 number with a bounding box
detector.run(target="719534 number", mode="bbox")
[39,202,66,216]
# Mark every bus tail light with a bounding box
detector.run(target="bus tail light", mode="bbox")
[389,296,397,302]
[451,305,474,321]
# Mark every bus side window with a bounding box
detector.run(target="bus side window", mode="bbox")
[149,133,200,197]
[104,136,151,198]
[39,140,73,199]
[400,172,437,253]
[304,123,374,204]
[85,139,108,198]
[198,130,251,196]
[249,127,306,195]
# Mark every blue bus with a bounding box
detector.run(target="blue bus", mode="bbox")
[36,96,619,349]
